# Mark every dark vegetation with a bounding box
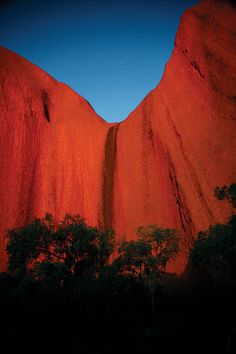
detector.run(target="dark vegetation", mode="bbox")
[215,183,236,208]
[0,185,236,354]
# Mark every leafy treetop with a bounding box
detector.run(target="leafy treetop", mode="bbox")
[215,183,236,208]
[6,213,115,287]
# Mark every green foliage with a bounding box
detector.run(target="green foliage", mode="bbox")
[6,214,115,287]
[6,216,49,275]
[117,225,179,278]
[115,225,179,312]
[215,183,236,208]
[189,215,236,288]
[6,214,181,315]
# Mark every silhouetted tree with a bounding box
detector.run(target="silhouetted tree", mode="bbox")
[215,183,236,208]
[189,215,236,289]
[115,225,179,313]
[6,214,115,289]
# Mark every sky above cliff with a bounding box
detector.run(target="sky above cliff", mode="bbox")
[0,0,197,122]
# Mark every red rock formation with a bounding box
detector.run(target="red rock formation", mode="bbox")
[0,0,235,272]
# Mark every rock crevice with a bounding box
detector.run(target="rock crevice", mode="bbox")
[100,123,119,230]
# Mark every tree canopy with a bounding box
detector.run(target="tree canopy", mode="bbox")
[189,215,236,288]
[6,214,115,287]
[117,225,179,277]
[115,225,179,312]
[215,183,236,208]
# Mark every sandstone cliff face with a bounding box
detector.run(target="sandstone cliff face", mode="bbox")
[0,0,235,272]
[0,48,110,268]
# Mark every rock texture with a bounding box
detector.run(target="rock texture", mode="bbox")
[0,0,236,272]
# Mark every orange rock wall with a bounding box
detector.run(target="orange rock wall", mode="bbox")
[0,0,235,272]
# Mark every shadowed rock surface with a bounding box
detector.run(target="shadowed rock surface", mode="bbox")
[0,0,235,272]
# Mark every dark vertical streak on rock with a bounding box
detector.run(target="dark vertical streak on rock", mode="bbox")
[190,60,205,79]
[42,91,50,122]
[101,124,119,229]
[141,94,156,216]
[166,149,196,249]
[159,93,214,224]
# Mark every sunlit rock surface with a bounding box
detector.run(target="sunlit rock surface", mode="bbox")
[0,0,235,271]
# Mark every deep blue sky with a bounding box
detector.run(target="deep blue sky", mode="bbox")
[0,0,197,122]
